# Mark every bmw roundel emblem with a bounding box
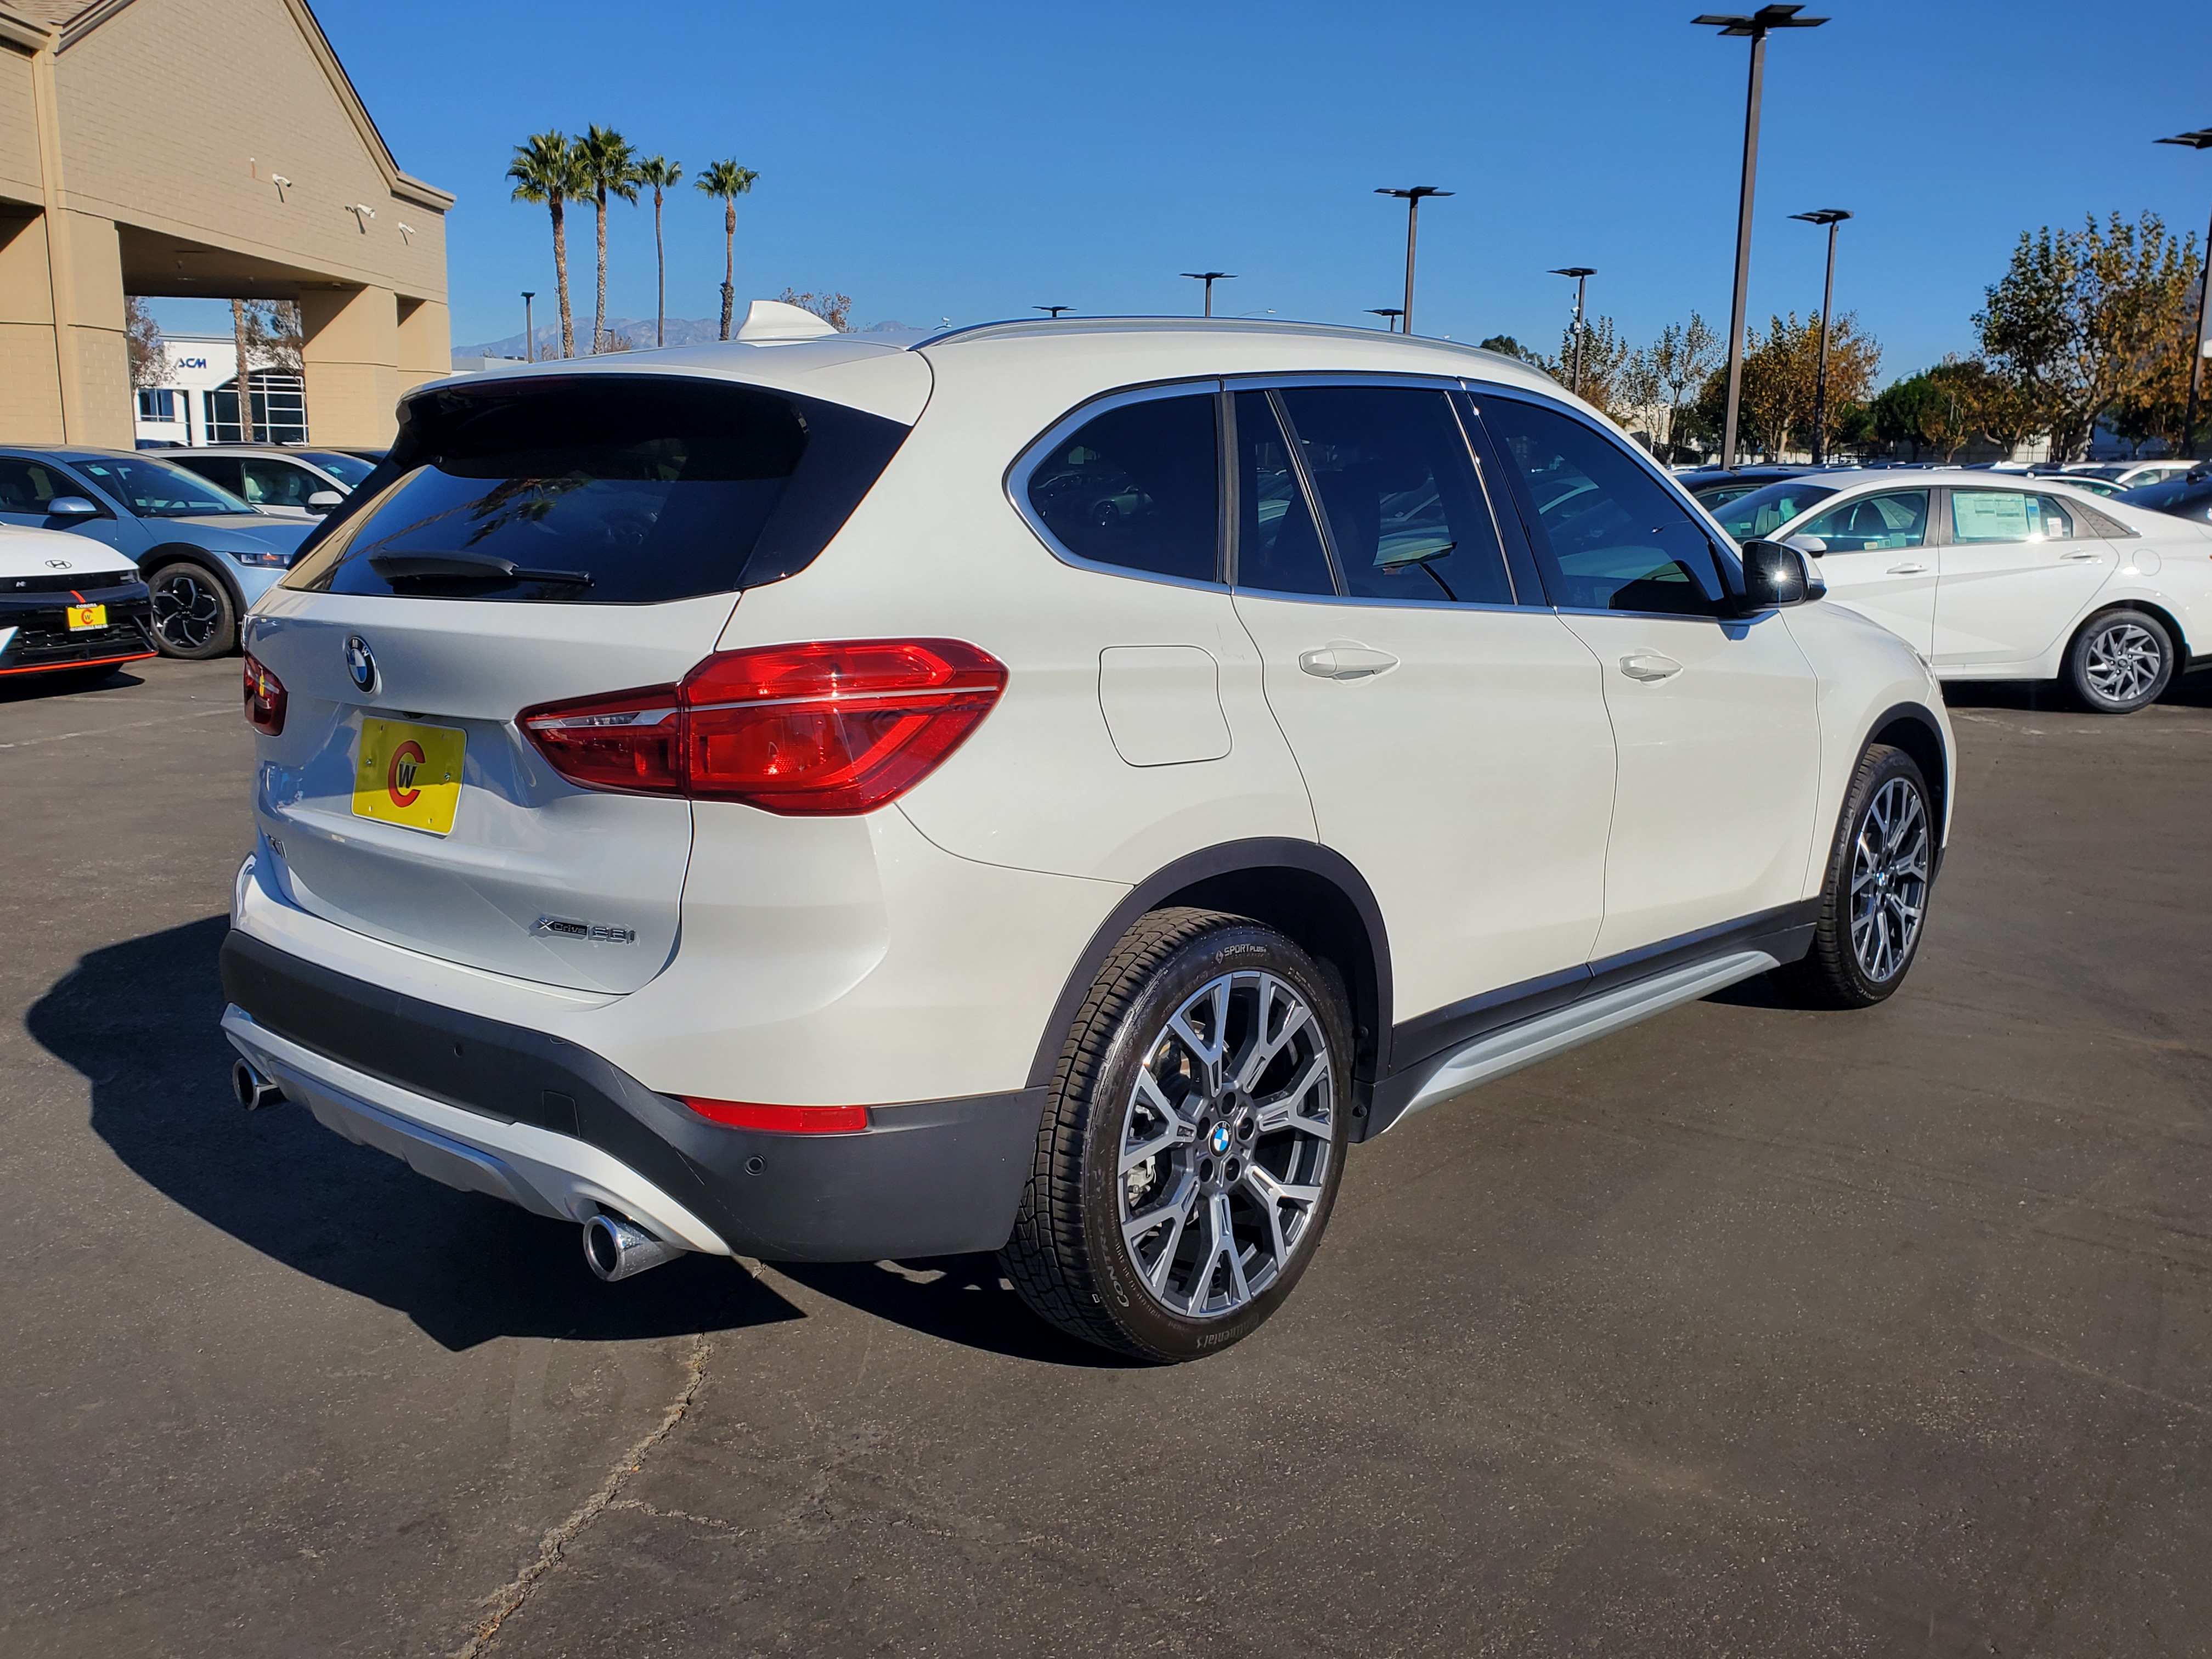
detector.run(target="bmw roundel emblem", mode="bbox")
[344,633,376,693]
[1210,1124,1232,1155]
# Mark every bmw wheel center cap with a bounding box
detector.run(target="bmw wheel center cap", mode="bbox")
[345,634,376,693]
[1210,1124,1232,1155]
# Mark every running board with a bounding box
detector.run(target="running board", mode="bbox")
[1387,949,1780,1128]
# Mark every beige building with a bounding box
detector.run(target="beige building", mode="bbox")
[1,0,450,448]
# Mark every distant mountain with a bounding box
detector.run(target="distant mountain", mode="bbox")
[454,314,917,366]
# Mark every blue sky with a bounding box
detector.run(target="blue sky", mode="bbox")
[168,1,2212,382]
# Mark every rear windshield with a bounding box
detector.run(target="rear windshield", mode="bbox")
[284,376,910,604]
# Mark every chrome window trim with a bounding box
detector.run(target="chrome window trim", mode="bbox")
[1004,376,1229,591]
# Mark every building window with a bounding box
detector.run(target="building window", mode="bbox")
[137,388,178,421]
[205,373,308,444]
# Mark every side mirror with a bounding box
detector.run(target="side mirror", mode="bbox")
[306,490,344,512]
[47,496,100,516]
[1783,533,1827,555]
[1740,538,1825,611]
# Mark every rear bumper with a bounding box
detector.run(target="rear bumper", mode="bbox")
[218,928,1045,1262]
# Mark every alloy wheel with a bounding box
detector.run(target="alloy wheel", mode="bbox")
[1849,776,1929,983]
[153,571,221,653]
[2084,620,2163,707]
[1116,970,1334,1318]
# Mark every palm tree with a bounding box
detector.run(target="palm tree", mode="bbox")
[507,130,584,357]
[576,125,640,353]
[695,160,760,341]
[636,156,683,348]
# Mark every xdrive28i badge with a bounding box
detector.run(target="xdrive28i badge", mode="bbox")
[344,633,376,693]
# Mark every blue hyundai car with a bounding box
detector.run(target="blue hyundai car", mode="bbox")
[0,447,316,657]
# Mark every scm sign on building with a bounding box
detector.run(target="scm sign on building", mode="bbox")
[0,0,452,447]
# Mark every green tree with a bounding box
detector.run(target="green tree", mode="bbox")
[1977,211,2200,461]
[696,160,760,340]
[1646,313,1720,459]
[1736,312,1880,459]
[1870,373,1938,460]
[635,155,683,349]
[576,125,640,354]
[1477,334,1542,364]
[1556,313,1632,416]
[507,130,585,357]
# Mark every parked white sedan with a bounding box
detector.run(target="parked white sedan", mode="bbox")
[1710,470,2212,712]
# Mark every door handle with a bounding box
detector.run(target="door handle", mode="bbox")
[1299,644,1399,680]
[1887,562,1930,574]
[2061,550,2104,562]
[1618,652,1683,682]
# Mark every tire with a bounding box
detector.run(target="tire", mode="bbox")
[2066,607,2174,714]
[1777,743,1935,1009]
[148,562,237,659]
[1000,907,1353,1363]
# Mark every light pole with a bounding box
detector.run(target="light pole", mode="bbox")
[1375,186,1452,336]
[1033,305,1071,319]
[522,291,535,362]
[1790,209,1851,464]
[1368,308,1405,332]
[1695,5,1827,469]
[1550,268,1595,394]
[1181,272,1234,317]
[2155,127,2212,459]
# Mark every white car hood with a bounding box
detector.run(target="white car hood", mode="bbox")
[0,525,137,582]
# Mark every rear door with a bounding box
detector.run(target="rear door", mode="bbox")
[1933,488,2114,667]
[246,370,919,995]
[1473,390,1822,960]
[1228,382,1616,1020]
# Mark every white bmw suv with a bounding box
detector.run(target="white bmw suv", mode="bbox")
[221,319,1953,1362]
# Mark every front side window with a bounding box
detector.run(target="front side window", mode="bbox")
[1277,386,1514,606]
[1711,479,1838,543]
[1794,489,1929,553]
[1231,391,1333,596]
[1477,394,1728,616]
[241,458,319,510]
[71,456,253,516]
[1026,393,1218,583]
[0,458,77,513]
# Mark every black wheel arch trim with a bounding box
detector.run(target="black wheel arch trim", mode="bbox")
[1025,837,1395,1099]
[1862,699,1950,851]
[140,544,246,610]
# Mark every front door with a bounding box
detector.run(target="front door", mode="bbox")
[0,455,127,554]
[1472,391,1823,961]
[1227,384,1617,1024]
[1784,486,1937,656]
[1933,487,2114,668]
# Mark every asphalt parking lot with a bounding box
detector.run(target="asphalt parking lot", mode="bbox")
[4,655,2209,1658]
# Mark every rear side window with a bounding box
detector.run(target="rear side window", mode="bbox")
[1232,391,1334,596]
[285,377,910,604]
[1277,385,1514,606]
[1477,394,1730,617]
[1024,393,1220,584]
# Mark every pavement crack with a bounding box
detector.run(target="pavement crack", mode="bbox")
[454,1332,712,1657]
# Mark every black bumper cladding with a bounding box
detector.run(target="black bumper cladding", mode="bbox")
[218,929,1045,1262]
[0,580,155,676]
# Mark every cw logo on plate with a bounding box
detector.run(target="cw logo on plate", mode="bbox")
[352,718,465,835]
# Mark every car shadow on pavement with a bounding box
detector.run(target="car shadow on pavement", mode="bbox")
[775,1256,1150,1370]
[0,664,149,704]
[1941,674,2212,712]
[27,914,803,1352]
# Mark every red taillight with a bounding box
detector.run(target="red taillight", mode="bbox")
[518,640,1006,815]
[243,652,286,735]
[681,1098,871,1133]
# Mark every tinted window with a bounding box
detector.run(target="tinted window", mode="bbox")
[1710,478,1838,543]
[0,458,80,513]
[1278,386,1514,606]
[298,450,374,487]
[287,377,910,605]
[241,458,319,509]
[1232,392,1333,595]
[177,455,245,496]
[1795,489,1929,553]
[71,455,253,516]
[1027,394,1218,583]
[1478,396,1728,616]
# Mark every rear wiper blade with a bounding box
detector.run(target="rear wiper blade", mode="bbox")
[368,551,592,587]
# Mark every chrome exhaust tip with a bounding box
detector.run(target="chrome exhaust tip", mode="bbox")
[583,1212,682,1282]
[232,1058,285,1112]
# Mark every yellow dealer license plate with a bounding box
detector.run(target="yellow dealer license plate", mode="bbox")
[353,717,465,836]
[64,603,106,630]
